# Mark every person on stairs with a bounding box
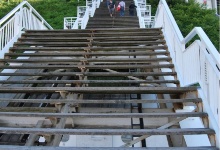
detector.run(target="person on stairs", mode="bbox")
[108,0,115,17]
[129,1,137,16]
[119,0,125,17]
[106,0,110,7]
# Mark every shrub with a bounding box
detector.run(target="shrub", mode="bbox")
[170,0,219,51]
[148,0,219,51]
[0,0,86,29]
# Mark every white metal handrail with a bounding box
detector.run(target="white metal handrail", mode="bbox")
[64,0,103,29]
[0,1,52,58]
[86,0,96,17]
[63,17,78,29]
[134,0,154,28]
[81,7,90,29]
[77,6,89,29]
[154,0,220,147]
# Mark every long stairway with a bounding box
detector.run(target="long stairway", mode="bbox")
[0,0,217,149]
[86,0,139,28]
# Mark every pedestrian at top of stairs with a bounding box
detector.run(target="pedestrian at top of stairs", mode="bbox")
[108,0,116,17]
[119,0,125,17]
[129,1,137,16]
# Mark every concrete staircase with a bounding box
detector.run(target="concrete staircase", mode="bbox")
[0,0,217,149]
[86,0,139,28]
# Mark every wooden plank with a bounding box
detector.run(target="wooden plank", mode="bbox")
[0,146,217,150]
[0,64,174,69]
[0,72,177,77]
[0,98,203,104]
[22,31,162,37]
[18,35,163,41]
[14,40,165,45]
[0,107,57,113]
[14,41,89,46]
[0,112,207,118]
[9,45,167,51]
[0,87,197,93]
[0,128,215,135]
[25,28,162,33]
[5,51,169,57]
[0,79,179,84]
[0,57,171,63]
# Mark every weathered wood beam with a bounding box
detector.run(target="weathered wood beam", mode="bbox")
[25,27,162,32]
[18,35,163,41]
[0,107,57,113]
[5,51,169,57]
[10,45,167,51]
[21,32,162,37]
[0,57,171,63]
[0,79,179,84]
[14,40,165,46]
[0,64,174,69]
[0,98,202,104]
[0,87,197,94]
[0,128,215,135]
[0,112,207,118]
[0,72,176,77]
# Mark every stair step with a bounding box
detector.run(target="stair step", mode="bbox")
[86,22,139,26]
[86,25,139,28]
[89,17,139,21]
[25,27,162,33]
[0,64,174,69]
[21,31,162,37]
[10,45,167,51]
[0,98,202,104]
[18,35,163,42]
[0,79,179,85]
[0,71,177,77]
[5,51,169,57]
[0,87,197,94]
[14,40,166,46]
[0,127,215,135]
[0,112,208,118]
[0,57,171,63]
[86,25,139,29]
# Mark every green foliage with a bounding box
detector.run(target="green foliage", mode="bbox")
[0,0,86,29]
[0,1,21,19]
[170,0,219,51]
[148,0,219,51]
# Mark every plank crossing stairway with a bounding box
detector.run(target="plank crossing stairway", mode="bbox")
[0,1,217,150]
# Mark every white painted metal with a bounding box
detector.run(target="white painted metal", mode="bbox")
[77,6,90,29]
[64,0,103,29]
[0,1,52,58]
[133,0,154,28]
[63,17,78,29]
[154,0,220,147]
[86,0,96,17]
